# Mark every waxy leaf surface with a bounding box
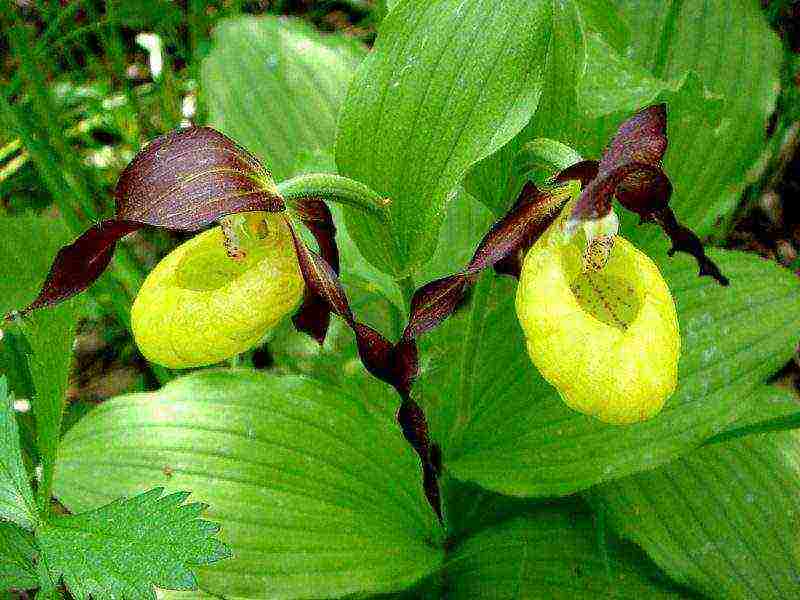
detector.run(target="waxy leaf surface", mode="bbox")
[336,0,553,276]
[591,429,800,599]
[54,370,444,599]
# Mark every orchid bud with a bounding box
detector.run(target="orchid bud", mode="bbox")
[131,213,304,368]
[515,195,680,425]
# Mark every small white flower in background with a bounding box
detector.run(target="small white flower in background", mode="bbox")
[136,32,163,80]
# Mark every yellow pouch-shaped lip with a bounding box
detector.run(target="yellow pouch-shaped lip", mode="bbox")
[131,214,304,369]
[516,228,680,425]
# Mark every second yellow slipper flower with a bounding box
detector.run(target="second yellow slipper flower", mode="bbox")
[516,194,680,425]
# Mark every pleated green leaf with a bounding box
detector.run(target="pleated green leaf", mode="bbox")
[464,0,584,217]
[335,0,553,276]
[442,508,687,598]
[0,521,37,590]
[0,215,79,514]
[0,378,36,530]
[590,431,800,599]
[54,370,444,600]
[434,248,800,496]
[201,15,366,182]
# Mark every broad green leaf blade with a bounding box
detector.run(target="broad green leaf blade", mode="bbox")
[0,215,79,516]
[443,507,687,598]
[54,370,444,600]
[335,0,553,276]
[0,378,36,529]
[464,0,584,216]
[201,15,366,182]
[36,488,230,600]
[703,385,800,445]
[442,249,800,496]
[575,0,631,52]
[0,521,37,590]
[613,0,782,240]
[590,431,800,599]
[577,34,722,120]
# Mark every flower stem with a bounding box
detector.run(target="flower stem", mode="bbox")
[277,173,390,222]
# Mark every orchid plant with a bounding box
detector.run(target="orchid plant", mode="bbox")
[2,2,800,599]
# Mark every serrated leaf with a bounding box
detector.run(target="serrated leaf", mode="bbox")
[442,507,687,598]
[428,240,800,495]
[54,370,444,599]
[0,378,36,530]
[36,487,230,600]
[201,15,366,183]
[335,0,553,276]
[590,430,800,599]
[0,521,37,590]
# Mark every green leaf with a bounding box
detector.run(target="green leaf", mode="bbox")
[574,0,631,52]
[434,249,800,496]
[201,15,366,183]
[0,521,37,590]
[0,377,36,530]
[610,0,782,240]
[0,215,80,511]
[703,385,800,446]
[36,488,230,600]
[590,431,800,599]
[577,34,722,121]
[335,0,553,276]
[54,370,444,599]
[442,507,687,598]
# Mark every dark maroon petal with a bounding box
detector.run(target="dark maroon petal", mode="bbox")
[397,397,441,519]
[615,169,673,218]
[293,199,340,272]
[567,162,670,225]
[493,252,525,279]
[115,126,284,230]
[291,295,331,346]
[653,208,729,286]
[468,182,565,274]
[290,199,340,345]
[284,220,439,517]
[600,104,667,172]
[403,275,469,341]
[288,223,353,322]
[11,220,141,318]
[398,183,568,352]
[553,160,600,188]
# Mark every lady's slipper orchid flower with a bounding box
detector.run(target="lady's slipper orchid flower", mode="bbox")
[131,212,304,368]
[15,105,729,520]
[516,195,680,424]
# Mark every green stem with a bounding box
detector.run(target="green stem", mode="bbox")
[277,173,390,222]
[398,276,416,313]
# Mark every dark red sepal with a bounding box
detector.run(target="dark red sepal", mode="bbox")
[654,207,730,286]
[291,199,340,345]
[17,126,288,318]
[10,219,141,319]
[556,104,728,286]
[553,160,600,187]
[115,126,284,229]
